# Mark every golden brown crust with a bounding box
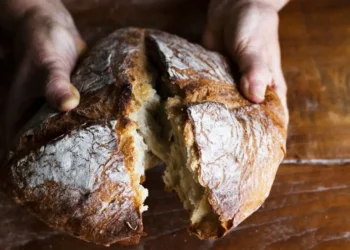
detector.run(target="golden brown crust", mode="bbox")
[1,28,287,244]
[1,28,151,246]
[146,30,287,238]
[2,122,144,245]
[146,30,251,109]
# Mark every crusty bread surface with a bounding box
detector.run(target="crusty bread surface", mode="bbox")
[1,28,287,245]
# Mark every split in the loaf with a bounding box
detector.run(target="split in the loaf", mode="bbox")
[3,28,286,246]
[144,36,224,239]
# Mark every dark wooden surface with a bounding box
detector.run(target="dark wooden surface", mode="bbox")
[0,0,350,249]
[281,0,350,160]
[1,164,349,250]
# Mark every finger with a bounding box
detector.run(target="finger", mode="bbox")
[58,13,87,58]
[4,4,85,147]
[273,72,287,104]
[44,65,80,112]
[267,41,287,104]
[272,70,289,124]
[222,2,281,103]
[237,49,272,103]
[269,60,287,107]
[266,38,289,122]
[42,25,82,111]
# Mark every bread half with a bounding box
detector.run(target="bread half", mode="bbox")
[146,30,287,238]
[1,28,287,245]
[1,28,159,246]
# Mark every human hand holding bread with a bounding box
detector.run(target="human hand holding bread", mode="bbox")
[1,0,289,135]
[203,0,289,120]
[0,0,85,143]
[0,0,289,246]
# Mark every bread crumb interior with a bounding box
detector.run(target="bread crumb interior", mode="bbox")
[125,40,220,235]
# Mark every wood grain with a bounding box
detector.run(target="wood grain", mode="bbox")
[280,0,350,160]
[1,164,350,250]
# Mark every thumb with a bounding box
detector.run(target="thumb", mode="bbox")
[44,67,80,112]
[236,48,272,103]
[44,28,86,111]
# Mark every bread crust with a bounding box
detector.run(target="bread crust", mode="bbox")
[1,28,287,244]
[146,30,287,238]
[1,28,152,246]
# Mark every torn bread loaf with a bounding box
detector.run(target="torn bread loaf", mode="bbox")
[146,30,287,239]
[1,28,287,245]
[0,28,160,246]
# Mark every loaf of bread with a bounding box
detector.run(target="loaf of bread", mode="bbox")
[1,28,287,245]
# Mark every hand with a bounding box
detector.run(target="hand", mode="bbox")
[1,0,86,142]
[203,0,289,110]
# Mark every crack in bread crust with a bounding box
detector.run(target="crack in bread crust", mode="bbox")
[1,28,287,245]
[146,30,287,239]
[2,28,154,246]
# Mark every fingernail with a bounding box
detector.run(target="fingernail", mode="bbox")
[241,75,266,103]
[249,84,266,102]
[60,84,80,111]
[69,84,80,99]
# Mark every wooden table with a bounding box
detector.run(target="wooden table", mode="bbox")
[0,0,349,249]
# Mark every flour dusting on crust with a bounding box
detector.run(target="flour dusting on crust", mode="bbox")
[13,121,128,191]
[148,31,234,83]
